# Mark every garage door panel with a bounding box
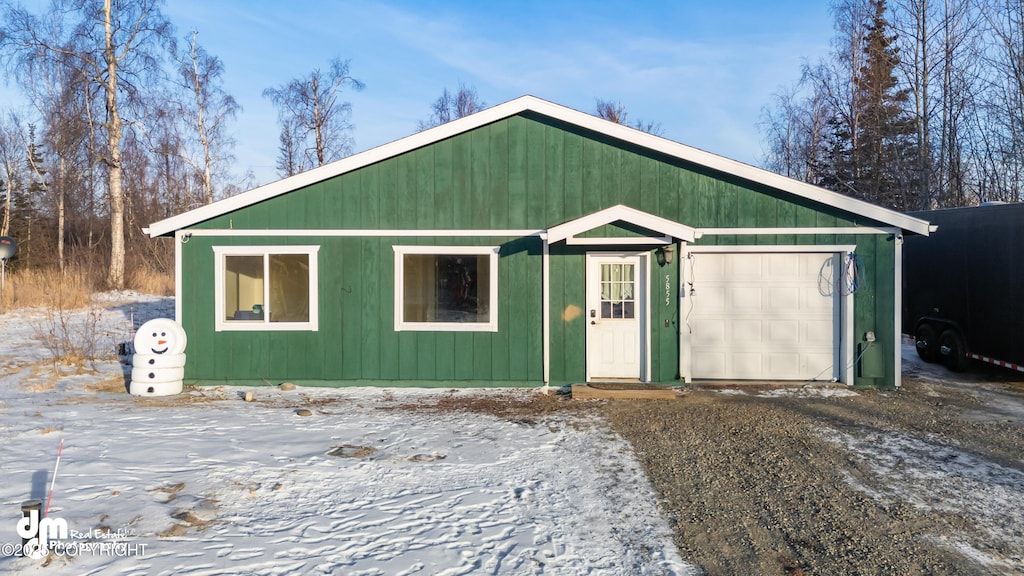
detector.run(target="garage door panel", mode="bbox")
[806,286,833,310]
[700,285,728,310]
[805,352,833,374]
[768,286,801,310]
[730,286,763,310]
[692,318,726,343]
[731,319,762,342]
[700,254,728,279]
[766,353,802,378]
[694,352,726,376]
[728,254,763,279]
[805,319,833,342]
[689,252,836,380]
[767,321,800,344]
[732,353,764,378]
[767,253,800,277]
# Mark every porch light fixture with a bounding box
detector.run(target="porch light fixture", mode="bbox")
[656,243,676,266]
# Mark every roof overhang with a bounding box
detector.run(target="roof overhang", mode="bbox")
[146,94,931,238]
[546,204,698,244]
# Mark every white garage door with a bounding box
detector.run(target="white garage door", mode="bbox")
[687,252,836,380]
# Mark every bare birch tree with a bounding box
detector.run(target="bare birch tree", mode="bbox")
[176,29,239,204]
[417,83,486,130]
[978,0,1024,201]
[0,112,27,238]
[264,58,364,175]
[594,98,665,135]
[0,0,173,288]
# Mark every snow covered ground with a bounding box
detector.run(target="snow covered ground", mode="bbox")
[5,292,1024,574]
[0,292,693,575]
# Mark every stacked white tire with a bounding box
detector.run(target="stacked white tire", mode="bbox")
[130,319,187,397]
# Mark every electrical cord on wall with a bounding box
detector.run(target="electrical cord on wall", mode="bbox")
[684,252,696,334]
[806,339,874,383]
[841,252,865,295]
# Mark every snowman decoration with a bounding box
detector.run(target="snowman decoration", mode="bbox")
[130,318,187,396]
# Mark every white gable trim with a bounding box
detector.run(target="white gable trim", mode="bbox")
[546,204,698,244]
[146,95,932,238]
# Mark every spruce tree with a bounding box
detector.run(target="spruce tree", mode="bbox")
[824,0,918,210]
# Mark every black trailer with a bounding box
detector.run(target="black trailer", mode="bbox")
[903,203,1024,372]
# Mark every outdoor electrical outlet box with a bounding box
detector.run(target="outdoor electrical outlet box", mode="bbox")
[857,342,884,378]
[865,331,876,342]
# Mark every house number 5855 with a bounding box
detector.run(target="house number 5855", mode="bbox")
[665,274,671,306]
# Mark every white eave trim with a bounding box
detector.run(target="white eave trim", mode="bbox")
[546,204,698,244]
[147,95,932,238]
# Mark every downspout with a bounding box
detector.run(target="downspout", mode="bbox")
[893,232,903,389]
[678,242,686,384]
[541,235,551,392]
[174,229,185,324]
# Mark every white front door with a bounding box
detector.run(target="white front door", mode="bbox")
[587,254,646,380]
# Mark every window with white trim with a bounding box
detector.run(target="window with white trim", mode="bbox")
[394,246,499,332]
[213,246,319,331]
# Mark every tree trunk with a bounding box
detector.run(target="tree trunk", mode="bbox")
[58,157,65,273]
[104,0,125,289]
[189,31,215,205]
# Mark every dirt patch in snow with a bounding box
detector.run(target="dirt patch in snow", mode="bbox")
[384,388,595,426]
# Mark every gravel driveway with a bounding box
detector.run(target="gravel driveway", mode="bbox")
[602,354,1024,575]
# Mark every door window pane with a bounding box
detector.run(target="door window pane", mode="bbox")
[599,262,635,319]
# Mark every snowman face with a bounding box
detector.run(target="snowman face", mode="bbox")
[134,318,187,355]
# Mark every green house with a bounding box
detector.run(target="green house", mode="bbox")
[145,95,930,389]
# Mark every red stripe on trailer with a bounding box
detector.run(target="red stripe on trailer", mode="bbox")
[968,353,1024,372]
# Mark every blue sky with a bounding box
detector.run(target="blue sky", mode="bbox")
[8,1,835,187]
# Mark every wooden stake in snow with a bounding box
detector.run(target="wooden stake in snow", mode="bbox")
[45,438,64,517]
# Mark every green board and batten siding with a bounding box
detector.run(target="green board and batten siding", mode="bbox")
[180,113,899,387]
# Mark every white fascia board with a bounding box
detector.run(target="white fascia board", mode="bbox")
[148,94,932,238]
[547,204,697,244]
[176,228,543,238]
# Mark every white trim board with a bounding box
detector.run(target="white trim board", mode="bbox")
[698,227,899,236]
[547,204,698,244]
[146,95,932,238]
[177,228,545,238]
[173,226,894,241]
[686,245,858,254]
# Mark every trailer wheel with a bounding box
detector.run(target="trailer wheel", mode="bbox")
[914,323,939,363]
[939,328,969,372]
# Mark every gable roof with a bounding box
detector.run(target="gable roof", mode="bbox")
[547,204,699,244]
[145,95,931,238]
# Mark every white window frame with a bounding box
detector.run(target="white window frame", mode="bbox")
[393,245,500,332]
[213,245,320,332]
